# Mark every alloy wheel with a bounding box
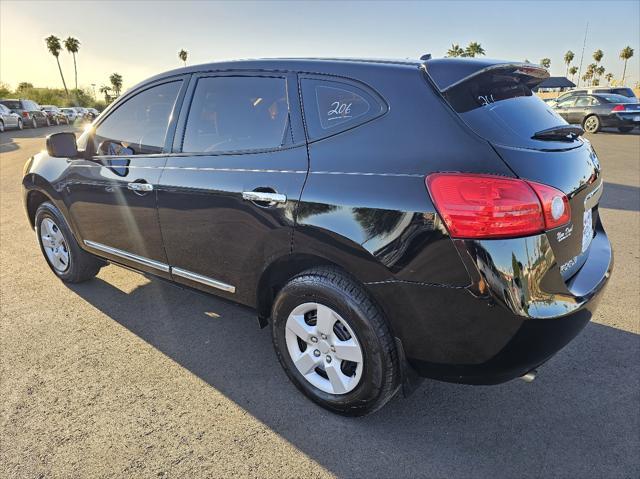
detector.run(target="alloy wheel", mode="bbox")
[18,119,23,130]
[0,121,4,133]
[584,116,599,133]
[40,218,70,272]
[31,118,37,128]
[285,302,364,395]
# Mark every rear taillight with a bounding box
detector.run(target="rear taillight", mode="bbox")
[21,111,29,118]
[426,173,571,239]
[611,104,625,112]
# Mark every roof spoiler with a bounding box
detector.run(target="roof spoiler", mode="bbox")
[421,58,549,92]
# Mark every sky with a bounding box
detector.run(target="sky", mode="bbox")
[1,0,639,93]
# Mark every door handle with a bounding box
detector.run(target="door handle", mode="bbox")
[127,182,154,192]
[242,190,287,206]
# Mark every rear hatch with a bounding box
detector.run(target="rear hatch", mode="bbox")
[424,59,603,278]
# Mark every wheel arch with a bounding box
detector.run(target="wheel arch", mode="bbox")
[256,253,341,322]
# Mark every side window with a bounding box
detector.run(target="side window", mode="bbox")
[557,97,576,108]
[575,96,593,107]
[93,81,181,156]
[300,78,386,140]
[182,76,289,153]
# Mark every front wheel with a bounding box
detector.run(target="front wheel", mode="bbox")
[45,117,51,127]
[618,126,634,133]
[31,118,37,129]
[35,202,104,283]
[0,120,4,133]
[17,119,23,130]
[583,115,601,133]
[271,268,400,416]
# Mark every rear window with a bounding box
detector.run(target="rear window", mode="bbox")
[300,77,387,140]
[437,66,578,150]
[1,100,21,110]
[600,94,637,103]
[611,88,635,98]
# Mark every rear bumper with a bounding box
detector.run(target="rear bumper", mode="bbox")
[367,221,613,385]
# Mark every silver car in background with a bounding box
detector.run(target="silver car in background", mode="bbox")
[0,103,23,131]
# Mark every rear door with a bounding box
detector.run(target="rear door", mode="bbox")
[570,95,596,123]
[426,62,603,278]
[157,72,308,304]
[555,96,577,122]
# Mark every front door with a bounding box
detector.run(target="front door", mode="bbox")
[65,79,187,276]
[157,73,308,304]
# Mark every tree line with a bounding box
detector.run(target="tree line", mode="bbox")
[446,43,635,86]
[44,35,123,105]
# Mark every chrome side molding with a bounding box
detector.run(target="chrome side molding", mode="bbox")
[83,240,170,272]
[83,240,236,293]
[171,267,236,293]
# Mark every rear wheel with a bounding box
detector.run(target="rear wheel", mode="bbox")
[271,267,399,416]
[35,202,103,283]
[31,117,37,129]
[45,117,51,127]
[618,126,634,133]
[55,117,60,126]
[583,115,600,133]
[0,120,4,133]
[17,119,23,130]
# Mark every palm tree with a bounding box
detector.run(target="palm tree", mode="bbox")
[64,37,80,92]
[99,85,112,103]
[109,73,123,96]
[564,50,575,76]
[620,46,634,83]
[596,65,605,80]
[446,44,465,57]
[178,49,188,66]
[464,42,485,58]
[569,66,578,82]
[582,71,593,86]
[593,49,604,65]
[605,72,614,85]
[540,58,551,69]
[45,35,69,96]
[592,78,600,86]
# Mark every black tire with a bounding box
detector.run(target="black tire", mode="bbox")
[46,117,51,127]
[583,115,600,133]
[271,267,400,416]
[618,126,634,133]
[35,202,103,283]
[31,117,37,129]
[55,117,60,126]
[0,120,4,133]
[17,119,23,130]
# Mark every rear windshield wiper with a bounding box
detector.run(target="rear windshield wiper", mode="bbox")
[531,125,584,142]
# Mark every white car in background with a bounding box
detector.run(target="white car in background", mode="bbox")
[60,108,78,123]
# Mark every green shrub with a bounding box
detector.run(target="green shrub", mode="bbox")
[0,84,106,110]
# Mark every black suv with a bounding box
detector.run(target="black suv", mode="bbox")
[22,58,613,415]
[0,99,49,128]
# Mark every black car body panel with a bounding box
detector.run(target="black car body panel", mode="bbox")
[554,93,640,130]
[22,57,613,386]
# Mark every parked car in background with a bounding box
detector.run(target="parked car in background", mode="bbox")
[60,108,78,123]
[86,108,99,120]
[553,93,640,133]
[41,105,69,125]
[0,99,49,128]
[0,103,23,131]
[72,107,90,121]
[23,58,612,415]
[548,87,638,107]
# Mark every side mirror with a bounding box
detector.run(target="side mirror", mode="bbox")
[46,132,78,158]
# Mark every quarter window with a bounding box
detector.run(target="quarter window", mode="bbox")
[92,81,182,156]
[182,76,289,153]
[300,78,386,140]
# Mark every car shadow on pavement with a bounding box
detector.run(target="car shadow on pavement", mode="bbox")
[601,182,640,212]
[67,275,640,478]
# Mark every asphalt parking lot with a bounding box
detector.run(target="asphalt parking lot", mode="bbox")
[1,125,639,478]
